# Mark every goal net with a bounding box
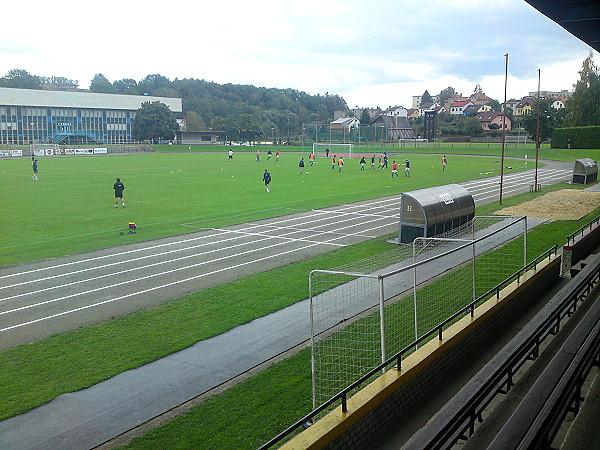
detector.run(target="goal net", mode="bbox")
[312,143,354,158]
[30,143,59,157]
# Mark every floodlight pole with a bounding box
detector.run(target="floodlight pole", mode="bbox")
[535,69,541,191]
[499,53,508,205]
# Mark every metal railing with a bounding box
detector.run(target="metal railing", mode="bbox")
[566,214,600,247]
[258,245,558,449]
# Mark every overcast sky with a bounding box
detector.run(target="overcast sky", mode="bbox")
[1,0,598,109]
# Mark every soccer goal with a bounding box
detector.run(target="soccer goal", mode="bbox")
[30,143,59,157]
[312,143,354,158]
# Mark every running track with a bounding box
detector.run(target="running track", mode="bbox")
[0,164,572,350]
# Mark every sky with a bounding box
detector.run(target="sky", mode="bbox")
[1,0,598,109]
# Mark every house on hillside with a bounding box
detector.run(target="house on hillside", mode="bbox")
[406,108,420,120]
[475,111,511,131]
[464,104,491,116]
[551,97,568,110]
[443,93,470,110]
[418,102,446,117]
[469,92,494,105]
[515,97,535,116]
[371,113,415,139]
[330,117,360,132]
[449,101,474,115]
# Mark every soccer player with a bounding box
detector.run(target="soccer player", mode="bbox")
[309,152,315,166]
[275,150,280,161]
[325,148,329,158]
[383,154,388,168]
[114,177,125,207]
[404,159,410,177]
[442,155,447,171]
[256,150,261,162]
[377,156,384,170]
[338,157,344,172]
[263,169,271,192]
[360,156,366,170]
[391,161,399,178]
[228,149,233,160]
[299,157,305,174]
[267,149,272,160]
[32,159,39,180]
[370,154,376,170]
[331,155,336,169]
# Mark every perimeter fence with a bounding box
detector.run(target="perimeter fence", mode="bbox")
[309,215,527,411]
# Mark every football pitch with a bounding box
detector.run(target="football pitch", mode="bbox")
[1,151,526,266]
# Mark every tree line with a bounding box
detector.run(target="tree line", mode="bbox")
[0,70,347,141]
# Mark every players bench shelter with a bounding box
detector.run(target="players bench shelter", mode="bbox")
[398,184,475,244]
[0,87,182,145]
[571,158,598,185]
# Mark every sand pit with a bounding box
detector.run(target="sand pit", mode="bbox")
[494,189,600,221]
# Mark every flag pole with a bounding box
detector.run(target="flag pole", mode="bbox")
[500,53,508,204]
[535,68,541,191]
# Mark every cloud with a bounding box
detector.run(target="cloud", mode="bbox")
[0,0,597,110]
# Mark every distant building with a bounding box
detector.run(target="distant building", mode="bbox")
[0,87,182,145]
[515,97,535,116]
[330,117,360,132]
[469,92,494,105]
[371,112,415,139]
[418,102,446,117]
[449,101,474,115]
[475,111,512,131]
[551,97,568,110]
[177,130,224,145]
[464,104,492,116]
[529,89,573,99]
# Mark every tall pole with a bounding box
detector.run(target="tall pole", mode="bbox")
[499,53,508,205]
[535,68,541,191]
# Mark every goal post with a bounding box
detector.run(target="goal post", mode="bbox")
[312,143,354,158]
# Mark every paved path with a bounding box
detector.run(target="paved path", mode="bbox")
[0,164,573,449]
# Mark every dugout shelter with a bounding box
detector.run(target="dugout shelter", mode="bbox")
[571,158,598,185]
[398,184,475,244]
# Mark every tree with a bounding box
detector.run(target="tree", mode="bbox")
[473,84,483,94]
[132,101,179,141]
[360,109,371,125]
[113,78,138,94]
[487,99,501,111]
[565,51,600,126]
[0,69,41,89]
[184,111,206,131]
[421,90,433,104]
[90,74,116,93]
[521,98,560,142]
[437,87,457,106]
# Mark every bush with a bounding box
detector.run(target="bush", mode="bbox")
[552,126,600,149]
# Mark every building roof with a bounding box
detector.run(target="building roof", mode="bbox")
[450,101,472,108]
[475,111,509,122]
[0,87,183,112]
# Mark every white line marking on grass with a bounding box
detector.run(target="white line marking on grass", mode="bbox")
[0,221,396,331]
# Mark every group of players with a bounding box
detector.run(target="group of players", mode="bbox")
[259,150,448,193]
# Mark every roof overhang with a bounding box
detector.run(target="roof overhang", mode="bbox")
[524,0,600,51]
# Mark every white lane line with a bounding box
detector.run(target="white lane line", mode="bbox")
[0,221,396,332]
[0,214,394,309]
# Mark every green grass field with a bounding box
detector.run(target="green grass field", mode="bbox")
[152,142,600,163]
[1,151,527,266]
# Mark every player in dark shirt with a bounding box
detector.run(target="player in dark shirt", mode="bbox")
[32,159,39,180]
[113,177,125,207]
[263,169,271,193]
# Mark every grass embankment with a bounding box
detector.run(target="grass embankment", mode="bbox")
[1,181,598,448]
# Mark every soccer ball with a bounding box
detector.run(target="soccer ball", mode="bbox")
[306,172,309,174]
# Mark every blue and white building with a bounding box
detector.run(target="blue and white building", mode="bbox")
[0,87,182,145]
